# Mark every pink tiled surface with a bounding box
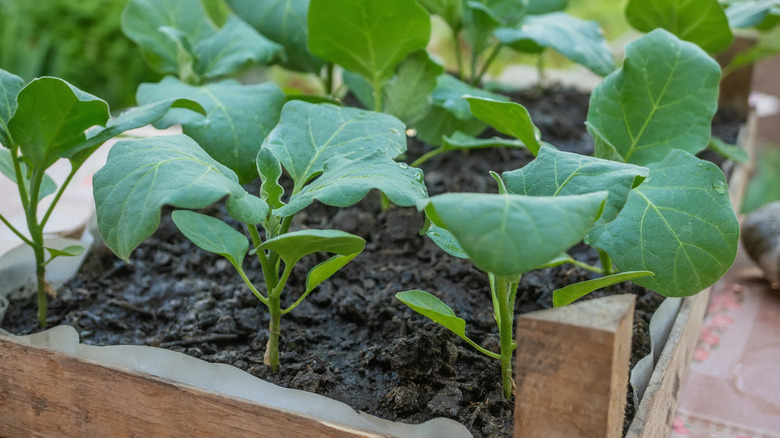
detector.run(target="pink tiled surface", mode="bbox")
[670,250,780,438]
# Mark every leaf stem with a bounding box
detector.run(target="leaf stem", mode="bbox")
[10,147,30,211]
[323,62,335,96]
[372,78,384,113]
[569,259,604,274]
[410,146,446,168]
[40,165,79,229]
[598,248,613,276]
[454,33,465,80]
[232,261,268,306]
[475,43,502,85]
[0,213,33,246]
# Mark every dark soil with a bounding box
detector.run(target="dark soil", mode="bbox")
[2,85,743,438]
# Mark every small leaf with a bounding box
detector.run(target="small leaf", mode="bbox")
[256,148,285,209]
[495,13,615,76]
[259,229,365,267]
[171,210,249,267]
[443,131,527,151]
[308,0,431,85]
[709,137,749,163]
[306,253,361,293]
[503,146,648,226]
[45,245,85,258]
[9,77,109,170]
[262,101,407,188]
[466,97,542,155]
[432,76,508,120]
[527,0,568,15]
[194,15,283,78]
[121,0,216,75]
[417,0,464,31]
[0,69,24,146]
[93,135,268,261]
[275,151,429,217]
[552,271,654,307]
[420,192,608,276]
[626,0,733,53]
[588,151,739,297]
[227,0,324,73]
[396,290,467,339]
[586,29,721,165]
[137,77,285,183]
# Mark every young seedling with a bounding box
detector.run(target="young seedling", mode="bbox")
[93,101,429,371]
[0,68,202,326]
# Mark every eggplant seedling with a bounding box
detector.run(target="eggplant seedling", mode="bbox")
[93,101,428,371]
[0,68,201,327]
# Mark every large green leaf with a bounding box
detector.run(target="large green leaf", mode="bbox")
[93,135,268,261]
[275,151,428,217]
[0,69,24,147]
[0,149,57,201]
[503,146,648,226]
[466,97,542,155]
[463,0,528,54]
[9,78,109,170]
[259,229,365,266]
[384,51,445,126]
[227,0,324,72]
[171,210,249,268]
[725,0,780,28]
[421,192,608,276]
[122,0,217,75]
[262,101,407,189]
[194,15,283,78]
[495,13,615,76]
[552,271,654,307]
[137,77,285,183]
[527,0,568,15]
[626,0,733,53]
[586,30,721,165]
[587,151,739,297]
[308,0,431,86]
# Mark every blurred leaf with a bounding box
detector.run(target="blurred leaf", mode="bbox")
[553,271,654,306]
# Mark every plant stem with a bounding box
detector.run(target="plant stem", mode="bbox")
[598,248,613,276]
[410,147,446,168]
[454,33,465,80]
[25,169,46,327]
[264,294,281,371]
[475,43,502,85]
[536,51,546,92]
[372,78,383,113]
[496,275,517,399]
[323,62,335,96]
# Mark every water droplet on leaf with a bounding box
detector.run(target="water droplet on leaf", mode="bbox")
[398,163,409,169]
[712,180,727,194]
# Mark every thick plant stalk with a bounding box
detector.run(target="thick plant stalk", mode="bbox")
[264,295,282,371]
[496,276,517,399]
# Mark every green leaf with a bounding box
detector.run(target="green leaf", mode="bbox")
[171,210,249,268]
[503,146,648,226]
[465,97,542,155]
[121,0,216,75]
[417,0,464,30]
[384,51,445,126]
[259,229,365,267]
[308,0,431,86]
[227,0,324,73]
[9,77,109,170]
[415,107,489,146]
[725,0,780,28]
[625,0,733,53]
[552,271,654,307]
[425,223,469,259]
[588,151,739,297]
[137,77,285,183]
[586,29,721,165]
[709,137,749,163]
[420,192,608,276]
[45,245,85,259]
[527,0,568,15]
[262,101,407,188]
[71,98,206,166]
[306,253,360,293]
[256,148,285,210]
[93,135,268,261]
[0,149,57,201]
[442,131,527,150]
[495,13,615,76]
[0,69,24,147]
[433,75,509,120]
[396,290,468,338]
[194,15,283,78]
[275,151,429,217]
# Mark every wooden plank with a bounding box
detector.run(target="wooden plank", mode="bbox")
[0,336,386,438]
[513,294,636,438]
[625,288,711,438]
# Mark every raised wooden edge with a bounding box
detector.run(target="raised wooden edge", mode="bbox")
[625,287,711,438]
[513,294,636,438]
[0,335,388,438]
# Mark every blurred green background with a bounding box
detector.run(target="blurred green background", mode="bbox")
[0,0,160,109]
[0,0,627,109]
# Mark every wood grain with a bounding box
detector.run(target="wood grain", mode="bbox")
[625,288,711,438]
[513,294,636,438]
[0,335,387,438]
